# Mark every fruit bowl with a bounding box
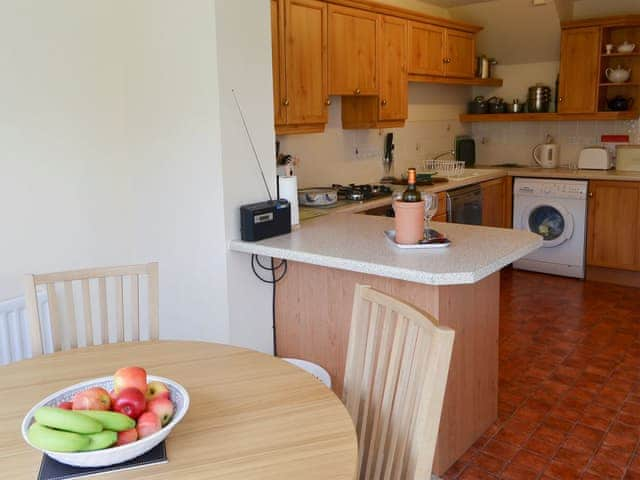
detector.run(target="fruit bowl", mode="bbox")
[22,375,189,468]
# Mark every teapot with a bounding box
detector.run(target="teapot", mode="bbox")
[605,65,631,83]
[617,41,636,54]
[607,95,634,112]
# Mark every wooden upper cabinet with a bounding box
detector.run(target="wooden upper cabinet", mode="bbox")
[379,16,407,121]
[445,29,475,78]
[284,0,328,125]
[328,5,378,96]
[271,0,286,126]
[408,22,475,79]
[558,27,601,114]
[409,22,446,77]
[587,181,640,271]
[271,0,328,134]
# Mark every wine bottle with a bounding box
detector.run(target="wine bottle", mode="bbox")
[402,168,420,202]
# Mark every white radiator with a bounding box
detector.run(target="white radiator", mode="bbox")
[0,293,49,365]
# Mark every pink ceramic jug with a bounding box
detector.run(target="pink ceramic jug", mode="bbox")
[394,199,425,244]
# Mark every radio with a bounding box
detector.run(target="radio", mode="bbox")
[240,200,291,241]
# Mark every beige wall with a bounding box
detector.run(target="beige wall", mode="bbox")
[573,0,640,18]
[381,0,450,17]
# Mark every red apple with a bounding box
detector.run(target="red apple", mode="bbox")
[147,397,174,426]
[58,401,73,410]
[116,428,138,446]
[113,387,147,419]
[114,366,147,394]
[146,381,170,401]
[72,387,111,411]
[137,411,161,438]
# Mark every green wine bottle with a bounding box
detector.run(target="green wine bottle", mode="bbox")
[402,168,420,202]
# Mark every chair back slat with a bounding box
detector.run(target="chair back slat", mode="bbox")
[343,285,455,480]
[81,279,93,347]
[63,281,78,349]
[46,283,62,351]
[98,277,108,344]
[24,263,159,357]
[130,275,140,341]
[114,276,124,343]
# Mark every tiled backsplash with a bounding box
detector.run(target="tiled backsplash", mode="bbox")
[277,84,471,188]
[472,120,640,167]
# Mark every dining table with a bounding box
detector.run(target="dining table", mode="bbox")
[0,340,358,479]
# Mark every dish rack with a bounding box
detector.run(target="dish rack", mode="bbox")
[424,159,466,178]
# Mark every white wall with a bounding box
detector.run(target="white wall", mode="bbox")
[215,1,278,354]
[0,0,277,350]
[125,0,230,342]
[0,1,132,299]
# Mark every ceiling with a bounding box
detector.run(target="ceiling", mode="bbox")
[418,0,493,7]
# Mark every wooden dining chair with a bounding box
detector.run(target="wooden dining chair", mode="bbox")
[343,285,455,480]
[24,263,159,357]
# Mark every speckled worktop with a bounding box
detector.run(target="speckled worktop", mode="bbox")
[229,213,542,286]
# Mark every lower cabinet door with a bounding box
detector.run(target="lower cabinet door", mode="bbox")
[481,178,507,228]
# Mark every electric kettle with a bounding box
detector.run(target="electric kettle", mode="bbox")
[533,135,559,169]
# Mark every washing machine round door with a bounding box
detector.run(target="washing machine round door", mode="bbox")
[521,202,574,248]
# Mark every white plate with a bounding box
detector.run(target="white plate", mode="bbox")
[22,375,189,467]
[384,230,451,249]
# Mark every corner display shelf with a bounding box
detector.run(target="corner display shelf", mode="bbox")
[459,111,639,122]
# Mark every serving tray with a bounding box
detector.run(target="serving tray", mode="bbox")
[384,230,451,249]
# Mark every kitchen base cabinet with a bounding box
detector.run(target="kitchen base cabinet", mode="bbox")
[275,261,499,475]
[481,178,508,228]
[587,180,640,271]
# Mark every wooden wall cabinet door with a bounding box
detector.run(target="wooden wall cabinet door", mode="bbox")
[271,0,286,126]
[378,16,407,121]
[481,178,507,228]
[408,22,446,77]
[558,27,601,114]
[328,5,378,96]
[587,181,640,271]
[445,29,475,78]
[271,0,328,135]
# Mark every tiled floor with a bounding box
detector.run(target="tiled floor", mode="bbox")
[444,268,640,480]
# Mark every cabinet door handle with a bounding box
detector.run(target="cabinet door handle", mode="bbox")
[443,58,451,64]
[282,99,290,106]
[381,99,388,106]
[588,192,593,197]
[354,88,361,96]
[325,98,332,106]
[558,97,564,103]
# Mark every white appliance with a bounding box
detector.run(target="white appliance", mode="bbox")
[578,147,613,170]
[532,141,559,168]
[513,178,588,278]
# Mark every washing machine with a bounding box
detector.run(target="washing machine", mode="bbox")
[512,178,588,279]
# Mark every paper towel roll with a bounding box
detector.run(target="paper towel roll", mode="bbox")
[278,176,299,226]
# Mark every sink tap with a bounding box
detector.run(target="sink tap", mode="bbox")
[431,150,455,161]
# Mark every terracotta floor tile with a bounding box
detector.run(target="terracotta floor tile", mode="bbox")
[500,463,538,480]
[460,465,497,480]
[524,437,561,457]
[483,440,520,461]
[473,451,508,476]
[545,460,583,480]
[443,270,640,480]
[511,449,550,473]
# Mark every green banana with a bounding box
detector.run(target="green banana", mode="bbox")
[79,430,118,451]
[28,423,91,452]
[34,406,103,434]
[76,410,135,432]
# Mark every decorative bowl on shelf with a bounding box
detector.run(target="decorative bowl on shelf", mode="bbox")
[21,375,189,468]
[605,65,631,83]
[617,41,636,54]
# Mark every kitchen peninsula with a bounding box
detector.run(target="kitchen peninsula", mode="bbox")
[230,214,541,474]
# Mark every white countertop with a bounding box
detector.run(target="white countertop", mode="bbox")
[229,213,542,286]
[501,167,640,181]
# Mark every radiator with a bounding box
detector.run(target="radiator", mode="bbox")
[0,293,49,365]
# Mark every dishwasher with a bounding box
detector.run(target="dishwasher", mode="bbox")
[446,184,483,225]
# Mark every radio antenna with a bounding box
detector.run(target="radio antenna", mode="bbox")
[232,89,273,201]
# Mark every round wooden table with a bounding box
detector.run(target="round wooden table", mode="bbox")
[0,341,358,479]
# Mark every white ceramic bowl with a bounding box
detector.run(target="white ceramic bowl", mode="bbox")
[22,375,189,467]
[618,42,636,53]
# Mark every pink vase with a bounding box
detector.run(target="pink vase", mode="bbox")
[393,200,425,244]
